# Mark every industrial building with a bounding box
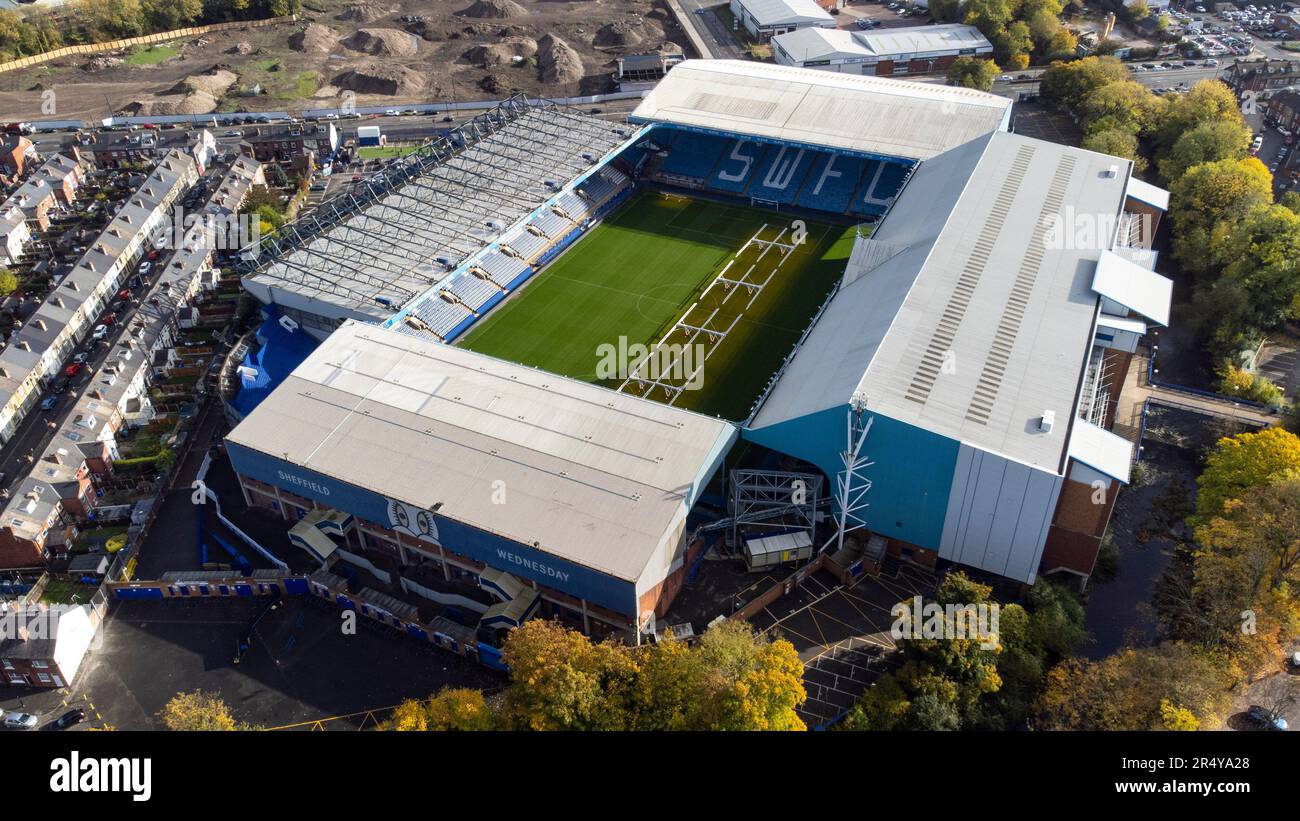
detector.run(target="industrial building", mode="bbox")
[228,61,1167,642]
[772,23,994,76]
[729,0,836,41]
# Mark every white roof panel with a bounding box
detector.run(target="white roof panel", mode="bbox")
[631,59,1011,161]
[1092,249,1173,326]
[738,0,834,26]
[1068,419,1134,483]
[1125,176,1170,211]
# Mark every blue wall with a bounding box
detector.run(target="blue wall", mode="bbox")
[743,405,959,551]
[225,442,638,616]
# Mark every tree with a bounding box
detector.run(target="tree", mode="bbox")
[383,688,494,730]
[500,619,638,731]
[159,690,242,730]
[1210,204,1300,332]
[843,572,1003,730]
[1077,80,1164,137]
[1168,157,1273,277]
[1127,0,1150,20]
[1036,644,1234,730]
[1082,128,1146,173]
[947,56,1000,91]
[1039,56,1129,112]
[1158,119,1253,183]
[1154,79,1244,154]
[1194,427,1300,524]
[0,268,17,297]
[500,617,806,730]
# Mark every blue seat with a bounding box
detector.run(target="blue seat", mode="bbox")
[708,139,769,194]
[659,131,729,179]
[747,144,819,205]
[849,161,912,217]
[795,153,867,213]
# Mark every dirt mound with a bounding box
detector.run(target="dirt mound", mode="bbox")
[465,36,538,67]
[337,3,390,23]
[289,23,336,54]
[342,28,420,57]
[332,63,425,96]
[537,33,584,84]
[594,21,645,48]
[460,0,527,19]
[227,41,253,55]
[173,68,238,97]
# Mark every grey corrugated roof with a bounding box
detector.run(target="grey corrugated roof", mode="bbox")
[630,60,1011,161]
[226,321,737,583]
[754,131,1137,474]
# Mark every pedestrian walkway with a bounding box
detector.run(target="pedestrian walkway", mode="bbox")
[1113,348,1277,444]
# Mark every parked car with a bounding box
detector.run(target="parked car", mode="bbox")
[91,325,109,342]
[72,353,88,365]
[63,363,82,378]
[3,712,38,730]
[54,709,86,730]
[39,396,58,411]
[103,312,117,327]
[138,261,152,276]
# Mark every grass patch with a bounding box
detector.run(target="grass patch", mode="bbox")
[459,191,854,420]
[41,578,94,605]
[357,144,423,159]
[125,44,176,66]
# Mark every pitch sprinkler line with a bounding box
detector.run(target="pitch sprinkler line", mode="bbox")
[616,223,793,402]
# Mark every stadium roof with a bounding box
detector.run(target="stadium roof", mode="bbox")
[753,131,1142,474]
[226,321,737,583]
[774,24,993,64]
[630,59,1012,161]
[734,0,834,27]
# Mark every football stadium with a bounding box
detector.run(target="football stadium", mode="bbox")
[225,61,1174,651]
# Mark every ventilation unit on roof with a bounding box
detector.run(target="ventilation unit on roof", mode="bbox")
[1038,410,1055,434]
[1105,165,1119,178]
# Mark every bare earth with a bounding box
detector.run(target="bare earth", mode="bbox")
[0,0,691,120]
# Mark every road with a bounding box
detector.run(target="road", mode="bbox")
[0,185,201,498]
[677,0,746,59]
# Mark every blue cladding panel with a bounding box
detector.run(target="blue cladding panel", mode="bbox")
[659,131,728,178]
[743,405,959,551]
[225,442,638,615]
[849,161,911,217]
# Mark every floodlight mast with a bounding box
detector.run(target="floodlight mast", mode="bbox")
[828,391,875,555]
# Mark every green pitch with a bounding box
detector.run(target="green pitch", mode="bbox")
[458,191,858,420]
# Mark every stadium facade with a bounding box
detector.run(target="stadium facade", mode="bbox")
[227,61,1170,643]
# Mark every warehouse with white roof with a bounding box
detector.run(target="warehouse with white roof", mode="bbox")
[729,0,836,41]
[773,23,994,76]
